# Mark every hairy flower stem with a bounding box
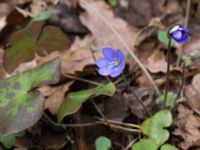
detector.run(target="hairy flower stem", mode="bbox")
[163,38,172,108]
[81,0,160,96]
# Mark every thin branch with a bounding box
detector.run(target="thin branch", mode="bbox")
[184,0,191,28]
[96,117,140,129]
[43,113,96,128]
[81,0,160,96]
[64,74,104,86]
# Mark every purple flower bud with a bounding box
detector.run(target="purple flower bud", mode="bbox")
[96,47,125,78]
[169,25,189,44]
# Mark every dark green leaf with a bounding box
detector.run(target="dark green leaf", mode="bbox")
[0,58,60,135]
[57,82,116,122]
[4,22,68,73]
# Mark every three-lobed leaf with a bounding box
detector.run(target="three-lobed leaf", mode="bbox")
[0,58,60,135]
[57,82,116,122]
[131,139,158,150]
[140,110,172,146]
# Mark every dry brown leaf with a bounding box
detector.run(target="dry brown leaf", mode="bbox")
[36,36,101,75]
[192,73,200,93]
[144,50,167,73]
[79,0,136,54]
[45,81,74,114]
[174,104,200,149]
[182,36,200,56]
[0,49,6,79]
[37,85,58,97]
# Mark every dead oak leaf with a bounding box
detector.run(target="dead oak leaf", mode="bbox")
[174,104,200,149]
[79,0,136,54]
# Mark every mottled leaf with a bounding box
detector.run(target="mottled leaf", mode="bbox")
[0,58,60,135]
[57,82,116,122]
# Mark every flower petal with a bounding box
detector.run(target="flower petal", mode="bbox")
[102,47,116,59]
[116,49,125,62]
[98,67,112,76]
[110,62,125,78]
[96,58,109,68]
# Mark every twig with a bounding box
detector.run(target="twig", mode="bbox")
[96,117,140,129]
[81,0,160,96]
[64,74,104,86]
[96,121,141,133]
[122,139,137,150]
[43,113,96,128]
[164,38,172,108]
[184,0,191,28]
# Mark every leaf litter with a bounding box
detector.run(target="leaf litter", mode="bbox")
[0,0,200,149]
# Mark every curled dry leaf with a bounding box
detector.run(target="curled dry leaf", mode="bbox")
[79,0,136,54]
[174,104,200,149]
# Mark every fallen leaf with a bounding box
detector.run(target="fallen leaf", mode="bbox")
[174,104,200,149]
[79,0,136,53]
[192,73,200,94]
[144,49,167,73]
[185,85,200,115]
[45,81,74,114]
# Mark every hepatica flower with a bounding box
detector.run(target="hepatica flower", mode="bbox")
[96,47,125,78]
[169,25,189,44]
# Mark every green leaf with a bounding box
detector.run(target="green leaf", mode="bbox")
[160,144,178,150]
[0,58,60,135]
[32,10,52,22]
[157,31,175,46]
[107,0,117,7]
[131,139,158,150]
[57,82,116,122]
[140,110,172,146]
[4,22,68,73]
[0,130,25,149]
[181,55,192,66]
[95,136,112,150]
[159,92,177,109]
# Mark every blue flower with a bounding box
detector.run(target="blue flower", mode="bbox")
[96,47,125,78]
[169,25,189,44]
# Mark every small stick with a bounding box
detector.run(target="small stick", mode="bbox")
[163,38,172,108]
[64,74,104,86]
[96,117,140,129]
[43,113,96,128]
